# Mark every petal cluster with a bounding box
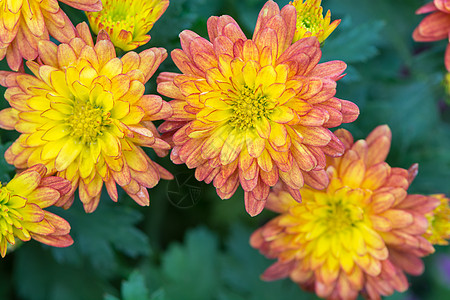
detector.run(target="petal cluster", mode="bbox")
[291,0,340,44]
[0,0,102,71]
[251,125,439,299]
[424,194,450,245]
[157,0,359,216]
[413,0,450,71]
[0,23,173,213]
[86,0,169,52]
[0,164,73,257]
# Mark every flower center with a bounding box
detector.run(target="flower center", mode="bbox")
[94,0,138,32]
[298,12,321,33]
[327,201,357,230]
[67,101,111,144]
[0,187,24,241]
[229,85,269,130]
[316,192,366,233]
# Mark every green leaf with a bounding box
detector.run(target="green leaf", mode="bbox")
[50,201,150,275]
[13,242,106,300]
[322,18,385,64]
[161,227,220,300]
[121,271,150,300]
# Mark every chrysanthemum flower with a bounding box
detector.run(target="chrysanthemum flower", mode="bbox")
[157,0,359,216]
[291,0,340,44]
[0,23,173,213]
[413,0,450,71]
[86,0,169,52]
[251,125,440,299]
[424,194,450,245]
[0,0,102,71]
[0,164,73,257]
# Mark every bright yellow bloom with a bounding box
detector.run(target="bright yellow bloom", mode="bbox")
[157,0,359,216]
[251,125,439,299]
[424,194,450,245]
[291,0,340,44]
[86,0,169,52]
[0,164,73,257]
[0,23,173,213]
[0,0,102,71]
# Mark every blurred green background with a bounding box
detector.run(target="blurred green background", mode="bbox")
[1,0,450,299]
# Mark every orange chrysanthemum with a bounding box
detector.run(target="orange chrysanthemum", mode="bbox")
[291,0,340,44]
[251,125,439,299]
[157,0,359,216]
[0,0,102,71]
[413,0,450,71]
[424,194,450,245]
[86,0,169,52]
[0,164,73,258]
[0,23,173,213]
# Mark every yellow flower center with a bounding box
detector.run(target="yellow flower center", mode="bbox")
[325,199,363,231]
[0,187,25,241]
[67,101,111,144]
[99,1,136,32]
[297,8,322,35]
[229,85,269,130]
[305,188,369,237]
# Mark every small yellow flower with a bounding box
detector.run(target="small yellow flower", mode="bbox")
[0,0,102,71]
[251,125,439,299]
[424,194,450,245]
[0,164,73,258]
[0,23,173,213]
[291,0,340,44]
[86,0,170,52]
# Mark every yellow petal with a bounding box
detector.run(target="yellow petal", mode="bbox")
[55,138,83,171]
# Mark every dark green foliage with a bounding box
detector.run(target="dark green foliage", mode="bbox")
[50,200,151,275]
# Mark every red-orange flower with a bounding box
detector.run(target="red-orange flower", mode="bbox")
[0,0,102,71]
[413,0,450,71]
[157,0,359,216]
[0,164,73,257]
[251,125,439,299]
[0,23,173,212]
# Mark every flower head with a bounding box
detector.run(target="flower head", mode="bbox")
[86,0,169,52]
[0,0,102,71]
[413,0,450,71]
[0,164,73,257]
[157,0,359,216]
[290,0,340,44]
[0,23,173,213]
[251,125,439,299]
[424,194,450,245]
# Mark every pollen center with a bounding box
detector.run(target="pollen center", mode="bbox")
[0,187,24,241]
[229,85,269,130]
[320,195,365,232]
[298,12,321,33]
[67,101,111,144]
[92,0,138,33]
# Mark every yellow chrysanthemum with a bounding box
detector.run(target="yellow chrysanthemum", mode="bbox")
[0,164,73,257]
[0,23,173,213]
[86,0,169,52]
[0,0,102,71]
[291,0,340,44]
[157,0,359,216]
[251,125,439,299]
[424,194,450,245]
